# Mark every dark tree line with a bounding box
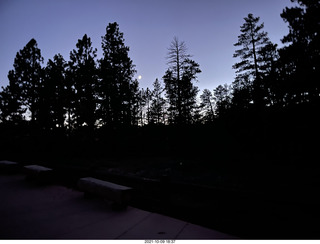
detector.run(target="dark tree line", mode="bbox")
[0,23,139,131]
[1,0,319,135]
[0,24,202,130]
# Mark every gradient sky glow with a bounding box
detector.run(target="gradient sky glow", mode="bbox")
[0,0,295,93]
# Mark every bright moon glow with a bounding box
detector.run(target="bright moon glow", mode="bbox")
[138,75,142,80]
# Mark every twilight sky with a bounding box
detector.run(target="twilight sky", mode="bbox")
[0,0,295,93]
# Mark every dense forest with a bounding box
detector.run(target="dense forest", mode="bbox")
[0,0,319,167]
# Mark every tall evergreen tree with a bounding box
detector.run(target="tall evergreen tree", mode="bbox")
[99,22,136,127]
[64,64,77,131]
[144,87,153,124]
[280,0,320,103]
[137,88,147,126]
[150,79,166,124]
[214,84,232,117]
[200,89,215,123]
[7,39,43,124]
[128,79,141,126]
[163,37,201,125]
[69,34,98,130]
[257,43,280,106]
[233,14,272,108]
[39,54,67,130]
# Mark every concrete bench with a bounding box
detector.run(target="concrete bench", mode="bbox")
[0,160,20,173]
[24,165,53,182]
[78,177,132,208]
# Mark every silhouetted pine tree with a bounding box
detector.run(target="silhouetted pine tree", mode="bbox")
[280,0,320,104]
[233,14,272,109]
[128,79,141,126]
[150,79,166,124]
[200,89,215,123]
[137,88,147,126]
[163,37,201,125]
[257,43,280,106]
[5,39,44,125]
[69,34,98,131]
[39,54,67,130]
[99,22,137,127]
[213,84,232,117]
[64,63,77,132]
[144,87,153,124]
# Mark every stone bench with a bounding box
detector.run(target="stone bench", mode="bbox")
[24,165,53,182]
[78,177,132,208]
[0,160,20,173]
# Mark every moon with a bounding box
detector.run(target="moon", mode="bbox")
[138,75,142,80]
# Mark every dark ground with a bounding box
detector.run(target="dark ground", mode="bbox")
[2,156,320,239]
[1,104,320,239]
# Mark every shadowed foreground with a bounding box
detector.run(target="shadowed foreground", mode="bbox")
[0,174,233,240]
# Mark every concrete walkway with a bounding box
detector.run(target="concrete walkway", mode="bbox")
[0,174,234,240]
